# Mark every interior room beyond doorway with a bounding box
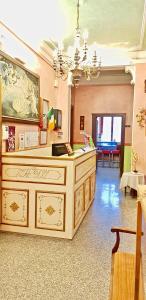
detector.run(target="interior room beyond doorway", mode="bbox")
[92,113,125,176]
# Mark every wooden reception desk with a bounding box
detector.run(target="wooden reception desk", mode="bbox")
[1,147,96,239]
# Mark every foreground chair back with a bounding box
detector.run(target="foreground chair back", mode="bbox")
[109,200,144,300]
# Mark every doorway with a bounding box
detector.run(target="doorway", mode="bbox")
[92,113,125,176]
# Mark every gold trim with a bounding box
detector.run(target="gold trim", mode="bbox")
[45,206,55,216]
[75,154,96,184]
[2,163,67,186]
[10,202,19,212]
[1,188,29,227]
[74,184,84,229]
[35,190,66,232]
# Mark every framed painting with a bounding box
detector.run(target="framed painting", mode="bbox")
[0,50,40,124]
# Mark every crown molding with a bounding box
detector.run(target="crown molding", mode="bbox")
[0,20,53,68]
[125,65,135,85]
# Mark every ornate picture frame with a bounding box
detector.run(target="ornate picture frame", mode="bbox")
[0,50,40,124]
[40,98,49,129]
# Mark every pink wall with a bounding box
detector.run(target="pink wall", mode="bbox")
[132,64,146,173]
[73,84,134,144]
[1,23,70,152]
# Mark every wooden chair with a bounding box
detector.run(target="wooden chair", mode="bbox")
[109,200,145,300]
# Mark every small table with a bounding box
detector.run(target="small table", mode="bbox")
[120,172,145,197]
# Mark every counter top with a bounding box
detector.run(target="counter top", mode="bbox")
[2,147,96,161]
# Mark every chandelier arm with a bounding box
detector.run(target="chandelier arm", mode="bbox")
[76,0,80,30]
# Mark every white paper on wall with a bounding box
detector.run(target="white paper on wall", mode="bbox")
[2,125,9,140]
[24,131,39,148]
[19,133,25,150]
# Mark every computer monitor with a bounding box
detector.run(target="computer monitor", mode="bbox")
[52,143,68,156]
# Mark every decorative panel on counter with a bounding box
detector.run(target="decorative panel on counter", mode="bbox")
[90,172,96,201]
[2,189,29,226]
[84,177,90,210]
[35,191,65,231]
[2,164,66,185]
[75,155,96,183]
[74,184,84,228]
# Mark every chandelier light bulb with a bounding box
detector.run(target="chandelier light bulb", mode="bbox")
[53,49,58,58]
[58,40,64,51]
[83,30,88,41]
[67,46,73,57]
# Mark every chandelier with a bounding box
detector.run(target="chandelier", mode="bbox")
[53,0,101,87]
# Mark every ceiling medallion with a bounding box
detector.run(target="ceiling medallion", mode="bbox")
[53,0,101,87]
[45,205,55,216]
[10,202,19,212]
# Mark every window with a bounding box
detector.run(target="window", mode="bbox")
[97,116,122,143]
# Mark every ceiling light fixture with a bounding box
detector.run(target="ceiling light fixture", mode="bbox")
[53,0,101,87]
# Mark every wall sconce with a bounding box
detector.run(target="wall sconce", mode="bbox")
[136,108,146,127]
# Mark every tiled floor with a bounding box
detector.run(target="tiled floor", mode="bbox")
[0,167,143,300]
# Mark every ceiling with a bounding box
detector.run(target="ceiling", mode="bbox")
[0,0,146,66]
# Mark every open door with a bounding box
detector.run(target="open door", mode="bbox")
[92,113,125,177]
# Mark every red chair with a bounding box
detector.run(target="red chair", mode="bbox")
[102,150,111,167]
[111,149,120,167]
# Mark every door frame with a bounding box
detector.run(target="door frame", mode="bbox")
[0,77,2,222]
[92,113,126,176]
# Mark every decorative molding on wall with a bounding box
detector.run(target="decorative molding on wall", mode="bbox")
[125,65,136,85]
[78,67,132,86]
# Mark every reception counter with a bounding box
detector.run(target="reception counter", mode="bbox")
[1,147,96,239]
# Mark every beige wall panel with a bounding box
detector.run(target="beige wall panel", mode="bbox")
[75,155,96,183]
[2,189,28,226]
[36,191,65,231]
[84,178,90,210]
[74,185,84,228]
[2,164,66,185]
[90,172,96,201]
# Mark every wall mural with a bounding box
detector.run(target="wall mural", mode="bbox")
[0,50,40,123]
